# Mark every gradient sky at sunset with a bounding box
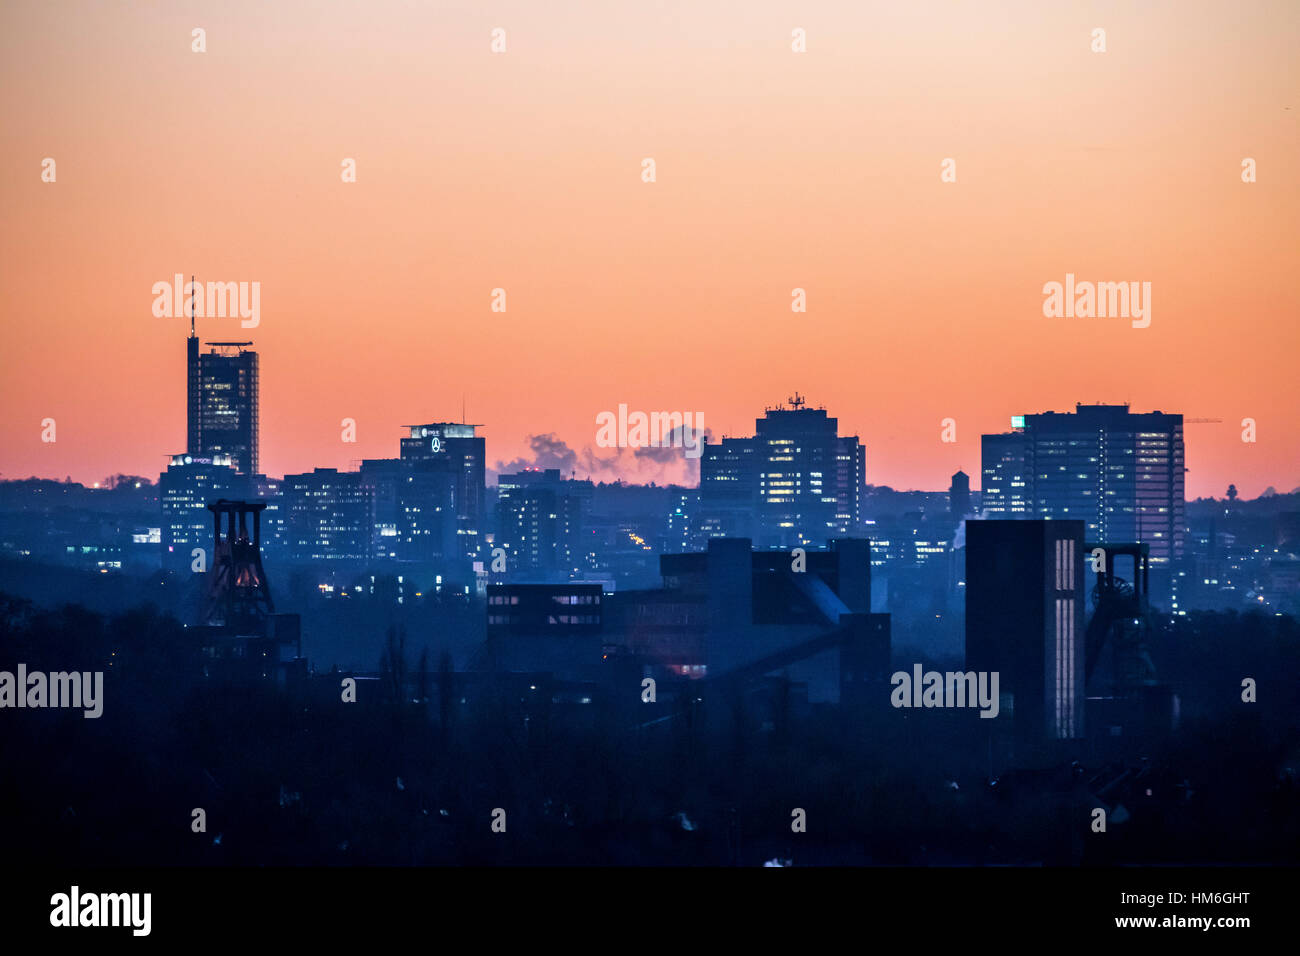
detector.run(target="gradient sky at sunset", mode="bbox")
[2,0,1296,497]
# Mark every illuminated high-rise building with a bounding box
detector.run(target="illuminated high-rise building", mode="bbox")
[282,468,374,563]
[981,404,1184,565]
[400,422,486,561]
[159,452,242,570]
[495,468,592,576]
[186,327,259,475]
[981,427,1030,518]
[700,395,865,549]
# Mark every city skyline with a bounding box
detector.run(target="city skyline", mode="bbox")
[7,342,1284,504]
[2,0,1298,901]
[3,0,1297,498]
[4,331,1292,500]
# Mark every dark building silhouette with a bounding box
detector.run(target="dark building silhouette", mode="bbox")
[485,582,604,676]
[615,538,886,705]
[965,519,1086,746]
[949,469,971,519]
[477,539,888,708]
[187,330,259,475]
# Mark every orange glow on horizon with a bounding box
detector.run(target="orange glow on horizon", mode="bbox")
[1,0,1296,499]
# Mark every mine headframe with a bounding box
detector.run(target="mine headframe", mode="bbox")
[1083,541,1155,687]
[202,499,275,630]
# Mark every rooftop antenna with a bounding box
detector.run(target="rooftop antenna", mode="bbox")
[189,274,196,337]
[788,391,805,409]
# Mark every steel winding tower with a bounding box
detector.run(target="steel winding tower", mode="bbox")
[1084,541,1156,690]
[202,499,275,631]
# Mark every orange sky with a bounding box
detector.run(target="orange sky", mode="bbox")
[2,0,1297,497]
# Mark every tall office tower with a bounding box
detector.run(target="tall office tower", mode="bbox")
[700,395,865,549]
[980,405,1184,565]
[755,395,864,548]
[159,453,244,570]
[949,469,971,519]
[1028,404,1184,564]
[400,423,485,561]
[187,331,259,475]
[495,468,592,576]
[980,428,1030,517]
[281,468,374,563]
[965,519,1086,744]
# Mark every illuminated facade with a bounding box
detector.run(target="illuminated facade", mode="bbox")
[981,404,1185,564]
[400,423,486,561]
[282,468,374,562]
[980,430,1030,517]
[700,397,865,548]
[187,335,259,475]
[159,453,241,570]
[495,469,592,576]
